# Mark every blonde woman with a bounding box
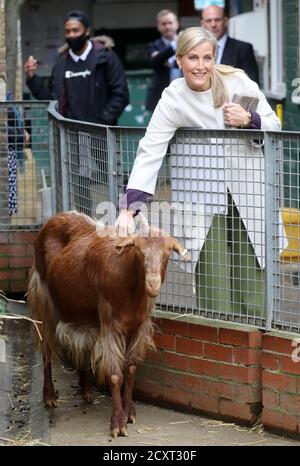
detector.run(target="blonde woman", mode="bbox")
[116,27,281,315]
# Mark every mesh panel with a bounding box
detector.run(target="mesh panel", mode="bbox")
[0,101,50,230]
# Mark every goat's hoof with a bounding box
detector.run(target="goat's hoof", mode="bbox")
[45,398,58,408]
[111,426,128,438]
[128,415,136,424]
[82,391,94,403]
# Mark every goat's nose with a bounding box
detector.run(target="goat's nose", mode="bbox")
[146,274,161,296]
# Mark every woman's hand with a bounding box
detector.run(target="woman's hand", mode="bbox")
[115,209,135,236]
[223,103,251,128]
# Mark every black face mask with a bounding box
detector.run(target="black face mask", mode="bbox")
[66,33,88,52]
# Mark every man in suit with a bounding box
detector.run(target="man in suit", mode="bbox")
[201,5,259,84]
[145,9,181,112]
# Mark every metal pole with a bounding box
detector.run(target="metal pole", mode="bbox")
[59,122,70,212]
[106,127,118,208]
[48,115,57,214]
[265,132,276,330]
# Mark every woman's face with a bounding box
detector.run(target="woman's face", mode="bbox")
[177,41,215,92]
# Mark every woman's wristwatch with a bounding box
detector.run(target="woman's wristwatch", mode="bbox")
[242,111,252,128]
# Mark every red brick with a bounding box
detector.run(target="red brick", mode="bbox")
[135,380,164,400]
[262,371,297,393]
[263,334,295,355]
[137,364,160,381]
[144,348,161,365]
[26,245,35,256]
[9,256,33,268]
[161,351,189,371]
[262,352,279,371]
[153,333,174,351]
[219,399,258,423]
[0,280,9,291]
[189,392,219,414]
[188,323,218,342]
[10,280,28,292]
[203,342,233,363]
[262,409,298,433]
[0,257,8,268]
[219,328,262,348]
[177,373,204,393]
[219,364,260,384]
[281,412,300,433]
[233,348,262,366]
[163,386,190,406]
[9,232,37,245]
[10,269,27,280]
[263,389,279,409]
[0,233,8,244]
[204,380,261,404]
[159,318,189,337]
[189,358,218,377]
[280,355,300,376]
[0,270,11,280]
[175,336,203,356]
[280,393,300,415]
[0,244,26,255]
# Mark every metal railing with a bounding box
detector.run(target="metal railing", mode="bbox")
[47,102,300,334]
[2,101,300,334]
[0,101,50,230]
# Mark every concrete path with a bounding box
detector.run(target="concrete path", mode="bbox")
[0,301,299,447]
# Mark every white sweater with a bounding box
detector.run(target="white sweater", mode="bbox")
[127,72,281,194]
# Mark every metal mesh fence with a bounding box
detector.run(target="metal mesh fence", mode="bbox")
[271,132,300,333]
[0,101,50,230]
[114,128,267,326]
[46,106,300,333]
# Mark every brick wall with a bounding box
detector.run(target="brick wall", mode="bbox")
[135,311,300,437]
[0,230,37,293]
[262,333,300,435]
[135,312,263,425]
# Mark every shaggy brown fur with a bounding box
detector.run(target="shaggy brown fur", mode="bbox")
[27,211,189,437]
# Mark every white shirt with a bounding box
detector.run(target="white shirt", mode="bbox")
[69,40,92,62]
[216,33,228,64]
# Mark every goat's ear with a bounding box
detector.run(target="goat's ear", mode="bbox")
[171,238,191,261]
[115,235,137,252]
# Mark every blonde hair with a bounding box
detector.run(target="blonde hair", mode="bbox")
[176,27,243,108]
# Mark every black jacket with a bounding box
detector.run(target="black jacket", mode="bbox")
[26,41,129,125]
[221,37,259,84]
[145,38,179,112]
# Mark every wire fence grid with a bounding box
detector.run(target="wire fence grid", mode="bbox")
[1,101,300,333]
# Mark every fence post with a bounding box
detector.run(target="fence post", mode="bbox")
[106,127,118,208]
[48,115,57,214]
[59,122,70,212]
[265,132,276,330]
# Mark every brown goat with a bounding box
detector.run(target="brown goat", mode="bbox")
[27,211,190,437]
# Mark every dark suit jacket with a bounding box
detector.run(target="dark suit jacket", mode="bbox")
[145,38,178,112]
[221,36,259,84]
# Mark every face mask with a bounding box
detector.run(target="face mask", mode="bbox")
[66,33,88,52]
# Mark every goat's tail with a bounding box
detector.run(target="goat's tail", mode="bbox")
[27,265,56,355]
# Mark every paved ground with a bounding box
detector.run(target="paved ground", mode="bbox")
[0,300,299,447]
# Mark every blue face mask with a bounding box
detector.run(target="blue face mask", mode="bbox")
[66,33,88,52]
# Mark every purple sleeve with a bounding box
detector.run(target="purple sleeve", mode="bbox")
[249,111,261,129]
[119,189,152,211]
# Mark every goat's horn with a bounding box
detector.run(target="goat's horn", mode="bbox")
[172,239,192,261]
